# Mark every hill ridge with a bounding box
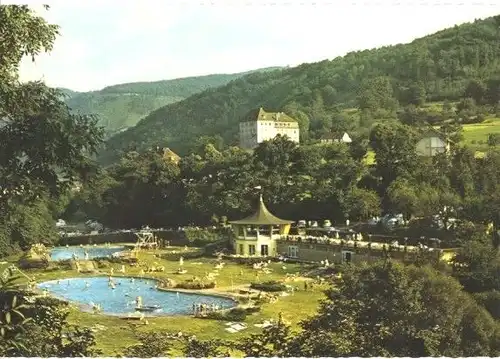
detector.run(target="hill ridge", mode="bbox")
[100,15,500,163]
[62,66,284,136]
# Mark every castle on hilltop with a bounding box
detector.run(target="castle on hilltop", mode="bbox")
[239,108,300,150]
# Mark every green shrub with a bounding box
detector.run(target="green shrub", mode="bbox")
[487,133,500,147]
[244,306,261,314]
[55,259,73,270]
[204,239,231,255]
[203,307,257,321]
[175,281,216,290]
[94,259,110,269]
[159,249,203,261]
[17,257,49,270]
[225,307,247,321]
[0,239,20,259]
[474,290,500,320]
[184,228,219,246]
[104,256,138,264]
[250,280,287,292]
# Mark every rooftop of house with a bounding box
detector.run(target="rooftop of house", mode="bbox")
[420,127,455,143]
[240,107,298,123]
[319,132,351,141]
[229,194,294,225]
[162,147,181,162]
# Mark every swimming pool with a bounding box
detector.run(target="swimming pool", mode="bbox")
[50,246,126,261]
[37,277,237,316]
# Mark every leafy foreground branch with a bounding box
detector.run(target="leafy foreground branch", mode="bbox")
[124,261,500,358]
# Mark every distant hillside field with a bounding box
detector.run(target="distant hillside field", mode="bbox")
[462,117,500,147]
[361,108,500,165]
[100,16,500,164]
[62,67,283,136]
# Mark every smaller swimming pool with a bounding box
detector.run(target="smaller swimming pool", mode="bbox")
[50,246,126,261]
[38,277,237,316]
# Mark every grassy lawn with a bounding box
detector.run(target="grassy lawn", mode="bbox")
[462,116,500,148]
[4,246,327,356]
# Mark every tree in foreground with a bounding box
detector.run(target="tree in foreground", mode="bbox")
[297,261,500,357]
[0,5,104,254]
[0,4,104,356]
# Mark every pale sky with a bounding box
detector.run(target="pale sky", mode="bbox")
[7,0,500,92]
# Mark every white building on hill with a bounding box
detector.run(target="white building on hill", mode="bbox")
[239,108,300,150]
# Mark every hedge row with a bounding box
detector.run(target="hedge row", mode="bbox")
[175,281,216,290]
[250,280,287,292]
[203,306,260,321]
[58,230,187,246]
[159,249,204,261]
[58,228,226,247]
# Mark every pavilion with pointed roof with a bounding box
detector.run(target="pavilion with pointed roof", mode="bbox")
[229,195,294,257]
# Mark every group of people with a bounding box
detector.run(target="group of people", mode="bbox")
[108,276,116,289]
[71,250,90,261]
[90,302,102,313]
[135,295,143,308]
[192,302,220,316]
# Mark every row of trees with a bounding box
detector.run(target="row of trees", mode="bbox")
[67,128,500,242]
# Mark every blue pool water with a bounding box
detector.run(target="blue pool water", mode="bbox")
[37,277,237,316]
[50,246,126,261]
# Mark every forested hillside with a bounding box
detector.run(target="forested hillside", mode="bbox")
[63,67,282,136]
[101,15,500,163]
